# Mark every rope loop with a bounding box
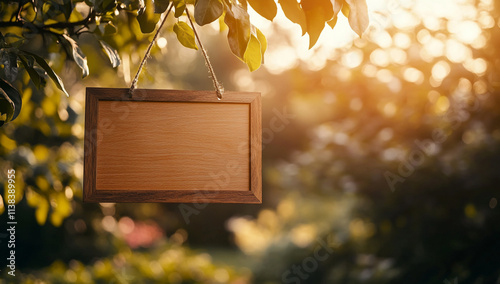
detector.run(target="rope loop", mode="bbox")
[129,4,223,100]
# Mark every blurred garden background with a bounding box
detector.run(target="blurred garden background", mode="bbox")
[1,0,500,283]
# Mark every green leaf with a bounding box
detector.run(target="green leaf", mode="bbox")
[301,0,333,49]
[18,54,42,89]
[0,77,22,125]
[345,0,368,37]
[137,0,161,33]
[19,50,70,97]
[247,0,277,21]
[154,0,170,13]
[224,3,251,59]
[173,21,198,50]
[62,34,89,78]
[194,0,224,26]
[279,0,306,35]
[174,0,186,17]
[243,28,262,71]
[100,40,122,68]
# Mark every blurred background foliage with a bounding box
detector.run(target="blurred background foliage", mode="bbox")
[1,0,500,283]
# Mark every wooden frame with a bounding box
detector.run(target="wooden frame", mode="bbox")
[84,88,261,203]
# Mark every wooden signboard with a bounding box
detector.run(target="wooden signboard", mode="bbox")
[83,88,261,203]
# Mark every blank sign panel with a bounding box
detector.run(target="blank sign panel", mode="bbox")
[84,88,261,203]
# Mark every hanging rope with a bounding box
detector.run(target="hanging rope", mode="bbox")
[129,4,223,100]
[129,3,173,96]
[185,9,224,100]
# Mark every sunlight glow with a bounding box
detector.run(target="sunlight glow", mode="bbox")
[427,90,441,104]
[240,0,491,85]
[464,58,488,76]
[389,48,407,65]
[450,20,482,44]
[393,32,411,49]
[362,64,378,77]
[431,60,451,82]
[403,67,424,84]
[370,49,390,67]
[423,37,445,58]
[382,102,397,117]
[265,46,298,74]
[342,50,364,69]
[156,37,167,49]
[433,96,450,114]
[445,39,471,63]
[376,69,393,84]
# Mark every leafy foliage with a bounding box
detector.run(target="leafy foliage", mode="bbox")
[224,2,251,59]
[194,0,224,26]
[224,2,500,283]
[0,77,21,126]
[279,0,307,35]
[247,0,277,21]
[173,21,198,50]
[0,0,369,125]
[7,240,249,282]
[343,0,368,37]
[0,1,499,283]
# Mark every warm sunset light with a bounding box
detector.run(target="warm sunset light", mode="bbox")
[1,0,499,282]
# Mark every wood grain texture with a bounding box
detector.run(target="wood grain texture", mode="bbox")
[83,91,99,202]
[96,101,250,191]
[83,88,262,203]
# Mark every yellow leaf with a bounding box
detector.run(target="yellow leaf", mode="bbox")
[4,171,24,205]
[33,144,50,162]
[15,172,24,204]
[54,192,73,217]
[0,135,16,151]
[243,34,262,72]
[341,1,350,18]
[327,16,338,29]
[26,187,39,207]
[36,176,50,191]
[41,97,56,117]
[50,212,63,227]
[219,14,228,32]
[255,28,267,58]
[279,0,307,35]
[301,0,333,48]
[35,198,49,225]
[0,194,4,215]
[247,0,277,21]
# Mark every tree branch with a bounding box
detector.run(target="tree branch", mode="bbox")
[0,10,94,30]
